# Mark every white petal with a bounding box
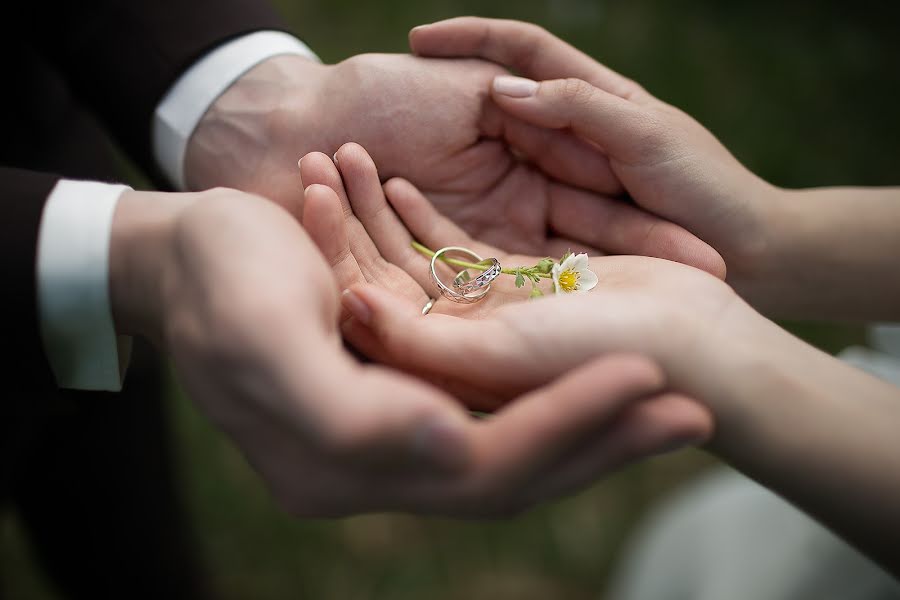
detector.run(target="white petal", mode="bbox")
[551,263,563,294]
[558,254,577,272]
[577,268,599,291]
[570,253,590,271]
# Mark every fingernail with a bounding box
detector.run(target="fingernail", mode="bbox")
[297,156,304,169]
[341,289,371,325]
[414,417,468,471]
[410,24,431,35]
[493,75,539,98]
[332,152,339,165]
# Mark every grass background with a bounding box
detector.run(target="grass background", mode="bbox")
[3,1,899,598]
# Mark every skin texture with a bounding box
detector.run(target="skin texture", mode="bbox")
[107,187,711,518]
[409,17,900,320]
[301,142,900,576]
[183,52,724,275]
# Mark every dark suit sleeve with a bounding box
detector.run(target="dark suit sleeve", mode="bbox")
[32,0,290,185]
[1,167,60,383]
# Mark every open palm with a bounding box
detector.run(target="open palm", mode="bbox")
[299,143,710,406]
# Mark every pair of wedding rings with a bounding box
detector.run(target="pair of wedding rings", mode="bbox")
[426,246,502,308]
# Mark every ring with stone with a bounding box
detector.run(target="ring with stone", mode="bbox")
[430,246,500,304]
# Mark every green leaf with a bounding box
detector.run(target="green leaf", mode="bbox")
[515,271,525,288]
[529,286,544,298]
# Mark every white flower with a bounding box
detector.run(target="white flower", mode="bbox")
[551,253,598,294]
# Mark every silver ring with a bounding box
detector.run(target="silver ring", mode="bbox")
[453,257,501,294]
[421,298,436,315]
[430,246,499,304]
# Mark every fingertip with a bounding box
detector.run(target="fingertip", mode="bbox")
[637,394,715,454]
[706,250,728,281]
[303,183,340,209]
[334,141,369,163]
[298,151,339,184]
[493,75,540,99]
[334,142,379,179]
[413,412,472,472]
[341,288,372,326]
[383,177,429,214]
[345,283,420,324]
[408,23,431,50]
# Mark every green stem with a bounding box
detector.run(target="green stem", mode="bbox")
[411,241,552,278]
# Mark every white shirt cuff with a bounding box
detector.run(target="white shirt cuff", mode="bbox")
[37,180,133,392]
[153,30,320,191]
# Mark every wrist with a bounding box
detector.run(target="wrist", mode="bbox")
[183,55,330,202]
[697,303,814,454]
[722,180,795,311]
[109,191,191,343]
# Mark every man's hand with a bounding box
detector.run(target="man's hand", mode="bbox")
[107,187,710,516]
[184,52,724,275]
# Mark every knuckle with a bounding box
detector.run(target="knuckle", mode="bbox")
[558,77,597,106]
[632,112,678,160]
[518,20,550,42]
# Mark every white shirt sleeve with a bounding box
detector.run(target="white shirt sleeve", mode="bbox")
[37,180,133,392]
[35,32,319,392]
[153,30,320,191]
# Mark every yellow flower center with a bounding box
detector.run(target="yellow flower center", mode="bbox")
[558,269,580,292]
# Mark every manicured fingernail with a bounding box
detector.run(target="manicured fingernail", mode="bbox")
[341,289,371,325]
[493,75,539,98]
[414,417,467,471]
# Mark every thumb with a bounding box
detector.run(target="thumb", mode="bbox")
[490,75,675,167]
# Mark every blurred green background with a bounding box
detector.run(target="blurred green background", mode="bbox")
[3,1,899,598]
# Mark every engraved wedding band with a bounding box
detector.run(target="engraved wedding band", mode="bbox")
[430,246,501,304]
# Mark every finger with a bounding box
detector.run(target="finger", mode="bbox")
[299,150,382,273]
[409,17,646,100]
[526,393,712,505]
[485,104,624,196]
[341,284,535,398]
[364,354,668,516]
[330,143,436,291]
[548,183,727,278]
[383,177,499,259]
[321,364,476,475]
[460,355,664,516]
[299,151,352,214]
[490,76,673,168]
[301,184,366,292]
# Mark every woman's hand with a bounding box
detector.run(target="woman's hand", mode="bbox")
[409,18,776,294]
[299,143,714,406]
